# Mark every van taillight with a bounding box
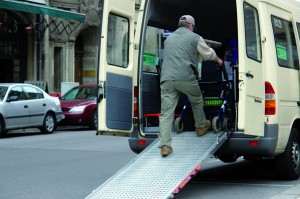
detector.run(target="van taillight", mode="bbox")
[134,86,138,117]
[265,82,276,115]
[138,139,146,146]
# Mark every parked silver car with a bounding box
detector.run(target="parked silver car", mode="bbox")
[0,83,64,136]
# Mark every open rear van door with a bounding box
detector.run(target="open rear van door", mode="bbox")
[97,0,135,136]
[237,0,264,136]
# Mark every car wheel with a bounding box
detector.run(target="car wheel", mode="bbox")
[0,118,7,137]
[276,128,300,180]
[40,113,56,134]
[89,111,97,130]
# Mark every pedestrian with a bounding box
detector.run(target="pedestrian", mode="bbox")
[159,15,223,156]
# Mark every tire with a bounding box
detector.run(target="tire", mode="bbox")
[40,113,56,134]
[275,128,300,180]
[222,117,229,130]
[212,116,222,132]
[174,117,183,133]
[89,111,97,130]
[0,118,6,137]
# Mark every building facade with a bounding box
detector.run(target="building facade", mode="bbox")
[0,0,141,94]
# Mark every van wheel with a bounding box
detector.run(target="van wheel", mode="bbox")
[89,111,97,130]
[40,113,56,134]
[212,116,221,132]
[174,117,183,133]
[276,128,300,180]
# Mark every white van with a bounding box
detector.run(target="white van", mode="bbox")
[96,0,300,180]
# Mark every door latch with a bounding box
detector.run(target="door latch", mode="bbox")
[245,72,254,78]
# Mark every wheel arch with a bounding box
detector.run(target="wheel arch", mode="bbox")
[0,113,6,132]
[46,110,57,123]
[292,119,300,135]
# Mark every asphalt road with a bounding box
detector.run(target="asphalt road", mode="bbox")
[0,127,300,199]
[0,127,136,199]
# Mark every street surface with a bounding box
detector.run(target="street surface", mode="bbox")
[0,128,299,199]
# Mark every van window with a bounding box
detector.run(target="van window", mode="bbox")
[107,14,129,68]
[244,3,262,62]
[143,26,165,73]
[271,16,299,69]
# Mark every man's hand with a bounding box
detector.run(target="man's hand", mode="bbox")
[215,57,223,66]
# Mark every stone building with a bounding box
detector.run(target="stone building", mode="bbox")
[0,0,141,94]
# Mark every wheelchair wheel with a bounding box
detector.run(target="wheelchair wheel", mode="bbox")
[222,117,229,130]
[174,117,184,133]
[212,116,222,132]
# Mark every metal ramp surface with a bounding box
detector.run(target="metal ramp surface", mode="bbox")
[85,131,227,199]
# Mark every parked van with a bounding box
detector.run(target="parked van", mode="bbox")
[96,0,300,180]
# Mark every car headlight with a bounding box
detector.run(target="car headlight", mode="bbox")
[69,105,86,112]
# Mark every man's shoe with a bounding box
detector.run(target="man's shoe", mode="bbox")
[196,120,211,137]
[161,145,173,156]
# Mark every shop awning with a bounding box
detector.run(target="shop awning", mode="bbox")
[0,0,85,22]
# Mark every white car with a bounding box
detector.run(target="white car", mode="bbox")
[0,83,64,136]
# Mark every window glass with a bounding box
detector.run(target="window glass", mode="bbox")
[54,47,63,92]
[271,16,299,69]
[9,86,25,100]
[0,86,8,101]
[143,26,164,73]
[244,3,262,61]
[62,87,79,100]
[62,87,97,100]
[23,86,43,100]
[37,90,44,99]
[107,14,129,68]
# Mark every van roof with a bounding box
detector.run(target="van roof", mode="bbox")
[263,0,300,13]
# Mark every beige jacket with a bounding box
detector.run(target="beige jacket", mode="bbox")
[197,36,217,63]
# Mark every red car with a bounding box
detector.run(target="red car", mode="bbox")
[59,84,98,129]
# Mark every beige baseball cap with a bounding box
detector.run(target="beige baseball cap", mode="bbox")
[179,15,195,25]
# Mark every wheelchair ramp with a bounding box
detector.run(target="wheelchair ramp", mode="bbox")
[85,131,228,199]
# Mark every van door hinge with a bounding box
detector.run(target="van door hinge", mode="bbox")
[245,72,254,78]
[254,99,262,103]
[134,43,139,50]
[97,81,106,103]
[133,118,142,124]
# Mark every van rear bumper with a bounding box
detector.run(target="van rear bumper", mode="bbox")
[129,124,278,155]
[219,124,278,156]
[128,126,158,154]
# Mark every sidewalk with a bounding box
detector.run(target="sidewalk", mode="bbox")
[270,183,300,199]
